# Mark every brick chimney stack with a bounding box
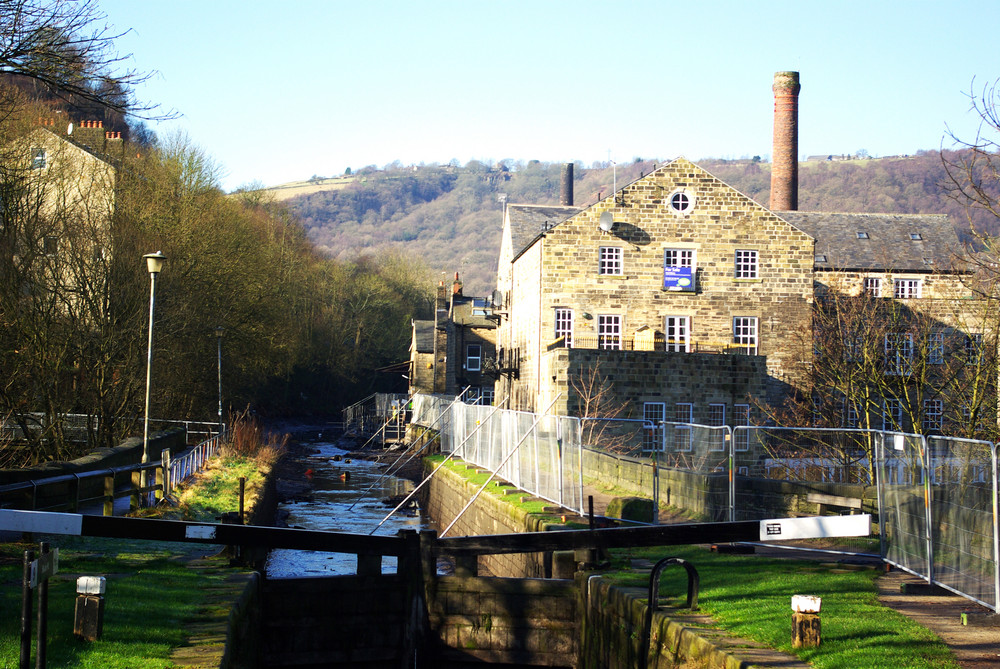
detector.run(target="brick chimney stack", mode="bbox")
[560,162,574,206]
[770,71,800,211]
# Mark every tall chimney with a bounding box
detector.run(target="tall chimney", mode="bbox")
[770,71,800,211]
[560,162,574,206]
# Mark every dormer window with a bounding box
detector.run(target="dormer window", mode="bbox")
[815,254,827,263]
[31,148,46,170]
[910,233,923,241]
[857,231,869,239]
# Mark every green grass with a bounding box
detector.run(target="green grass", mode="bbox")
[607,545,959,669]
[0,536,232,668]
[1,454,267,667]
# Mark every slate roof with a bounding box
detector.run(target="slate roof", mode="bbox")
[777,212,962,272]
[412,320,435,353]
[507,204,583,259]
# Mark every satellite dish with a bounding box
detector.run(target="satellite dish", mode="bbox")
[491,289,504,309]
[599,211,614,232]
[66,123,73,135]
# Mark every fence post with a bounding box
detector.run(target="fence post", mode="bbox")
[921,435,934,584]
[992,442,999,612]
[160,449,171,499]
[102,476,114,517]
[130,471,142,511]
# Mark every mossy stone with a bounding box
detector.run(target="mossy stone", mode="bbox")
[605,497,655,523]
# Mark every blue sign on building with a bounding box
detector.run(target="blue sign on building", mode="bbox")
[663,265,694,291]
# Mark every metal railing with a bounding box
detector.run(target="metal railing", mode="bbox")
[410,394,1000,613]
[0,432,228,515]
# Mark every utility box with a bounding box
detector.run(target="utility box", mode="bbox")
[73,576,106,641]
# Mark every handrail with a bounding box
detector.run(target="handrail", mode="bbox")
[639,557,700,669]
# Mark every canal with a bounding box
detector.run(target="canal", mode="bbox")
[265,434,434,577]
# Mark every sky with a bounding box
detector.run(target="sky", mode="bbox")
[99,0,1000,193]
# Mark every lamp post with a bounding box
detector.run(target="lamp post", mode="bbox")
[215,326,225,433]
[141,251,166,501]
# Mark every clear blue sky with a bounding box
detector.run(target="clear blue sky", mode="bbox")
[100,0,999,192]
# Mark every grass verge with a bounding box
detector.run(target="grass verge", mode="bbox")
[0,412,286,668]
[608,545,959,668]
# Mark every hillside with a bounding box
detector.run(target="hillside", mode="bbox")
[270,153,996,296]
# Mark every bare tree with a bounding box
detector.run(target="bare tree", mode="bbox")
[0,0,167,118]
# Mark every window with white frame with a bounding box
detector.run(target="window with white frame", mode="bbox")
[708,403,726,451]
[734,249,758,279]
[863,277,882,297]
[663,248,696,291]
[733,404,750,452]
[894,278,922,299]
[922,399,943,433]
[31,148,46,170]
[599,247,623,275]
[598,315,622,350]
[965,333,983,365]
[664,315,690,352]
[466,344,482,371]
[845,402,859,429]
[643,402,665,451]
[674,403,693,452]
[479,387,495,406]
[554,308,573,347]
[885,333,913,375]
[733,317,758,354]
[882,399,903,431]
[928,332,944,365]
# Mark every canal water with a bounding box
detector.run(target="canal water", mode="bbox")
[265,437,434,578]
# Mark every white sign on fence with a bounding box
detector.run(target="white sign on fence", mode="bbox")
[759,514,870,542]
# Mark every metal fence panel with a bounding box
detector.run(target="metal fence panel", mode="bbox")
[927,436,997,609]
[877,432,929,577]
[733,427,879,555]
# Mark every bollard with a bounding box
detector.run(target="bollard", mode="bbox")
[73,577,106,641]
[791,594,821,648]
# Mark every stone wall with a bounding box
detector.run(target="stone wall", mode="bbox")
[544,347,770,422]
[422,460,562,577]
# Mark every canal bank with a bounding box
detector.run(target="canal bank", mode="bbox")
[170,432,986,668]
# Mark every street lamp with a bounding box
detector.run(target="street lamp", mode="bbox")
[141,251,166,501]
[215,326,225,433]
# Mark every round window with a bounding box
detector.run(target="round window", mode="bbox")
[668,189,695,215]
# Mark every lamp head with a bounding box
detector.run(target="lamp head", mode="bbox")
[215,326,225,338]
[143,251,166,275]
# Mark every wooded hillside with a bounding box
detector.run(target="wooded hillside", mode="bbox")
[276,152,997,296]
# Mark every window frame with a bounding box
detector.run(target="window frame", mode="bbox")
[663,248,696,291]
[885,333,913,375]
[893,278,922,299]
[733,404,750,452]
[597,314,622,350]
[643,402,666,452]
[598,246,623,275]
[466,343,482,372]
[863,277,882,298]
[554,308,573,347]
[928,332,944,365]
[733,316,758,355]
[882,399,903,431]
[708,403,726,452]
[674,402,693,452]
[922,399,943,433]
[664,315,690,353]
[734,249,759,279]
[31,147,46,170]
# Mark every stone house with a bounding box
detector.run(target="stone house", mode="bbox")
[493,157,815,432]
[410,274,497,404]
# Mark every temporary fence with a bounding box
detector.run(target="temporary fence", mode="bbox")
[411,394,1000,612]
[343,393,409,435]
